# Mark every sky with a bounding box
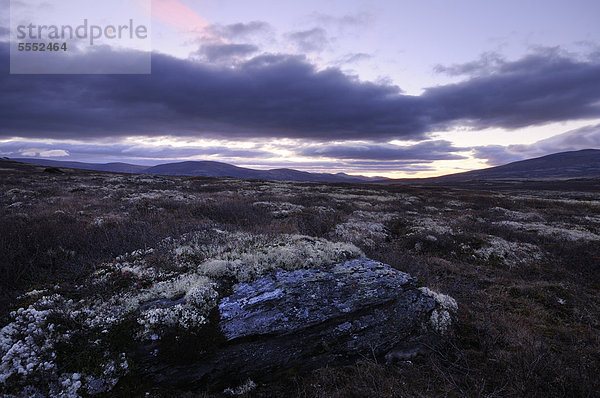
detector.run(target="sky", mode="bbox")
[1,0,600,177]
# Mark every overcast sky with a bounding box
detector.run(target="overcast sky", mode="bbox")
[1,0,600,177]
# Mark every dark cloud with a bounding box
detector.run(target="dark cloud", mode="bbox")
[425,50,600,130]
[474,123,600,165]
[1,43,600,144]
[210,21,271,39]
[0,26,9,38]
[300,140,467,161]
[196,43,259,62]
[0,43,424,140]
[287,28,329,53]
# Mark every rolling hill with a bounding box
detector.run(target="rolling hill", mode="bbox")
[12,149,600,183]
[11,159,148,174]
[11,158,387,183]
[423,149,600,182]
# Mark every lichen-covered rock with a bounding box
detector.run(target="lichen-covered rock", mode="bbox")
[137,258,456,389]
[219,259,420,339]
[0,230,457,395]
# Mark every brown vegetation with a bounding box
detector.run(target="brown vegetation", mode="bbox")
[1,159,599,397]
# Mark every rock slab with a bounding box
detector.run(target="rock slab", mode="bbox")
[138,258,453,388]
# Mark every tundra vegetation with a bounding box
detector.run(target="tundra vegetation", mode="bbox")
[0,159,599,397]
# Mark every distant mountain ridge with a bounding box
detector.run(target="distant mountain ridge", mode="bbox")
[11,158,387,183]
[10,159,148,174]
[421,149,600,182]
[12,149,600,183]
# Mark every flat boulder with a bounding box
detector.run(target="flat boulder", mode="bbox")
[137,258,457,389]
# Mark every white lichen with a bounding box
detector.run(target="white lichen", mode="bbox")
[410,217,454,235]
[0,229,364,396]
[494,221,600,241]
[475,236,543,268]
[334,220,387,248]
[419,287,458,335]
[198,234,363,282]
[223,379,257,395]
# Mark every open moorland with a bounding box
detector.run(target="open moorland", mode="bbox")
[1,159,599,397]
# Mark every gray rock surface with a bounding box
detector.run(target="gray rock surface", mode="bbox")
[136,258,456,388]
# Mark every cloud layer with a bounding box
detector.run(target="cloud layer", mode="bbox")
[475,123,600,165]
[196,43,259,62]
[425,49,600,130]
[300,140,467,161]
[1,43,600,153]
[0,138,445,174]
[0,140,272,162]
[287,28,329,53]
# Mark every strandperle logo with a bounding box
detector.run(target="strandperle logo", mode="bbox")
[10,0,151,74]
[15,19,149,46]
